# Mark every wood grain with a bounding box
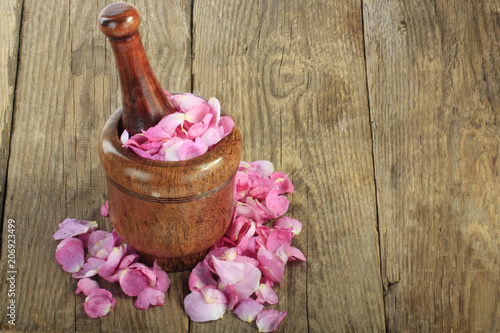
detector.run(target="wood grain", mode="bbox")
[2,0,499,331]
[0,0,23,241]
[0,0,192,331]
[364,0,500,331]
[192,0,384,332]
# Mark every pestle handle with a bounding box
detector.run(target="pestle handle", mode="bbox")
[99,2,175,135]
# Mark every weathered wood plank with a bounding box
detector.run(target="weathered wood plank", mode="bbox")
[0,0,23,240]
[364,0,500,331]
[0,1,75,330]
[0,0,192,331]
[192,0,384,332]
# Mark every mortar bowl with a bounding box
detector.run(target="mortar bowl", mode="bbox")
[98,106,242,272]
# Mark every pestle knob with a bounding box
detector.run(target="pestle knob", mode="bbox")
[99,2,175,135]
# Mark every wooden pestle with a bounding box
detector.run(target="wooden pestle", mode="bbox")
[97,2,243,271]
[99,2,175,135]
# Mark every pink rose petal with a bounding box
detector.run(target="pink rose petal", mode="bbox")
[218,282,238,310]
[184,288,227,322]
[255,281,278,305]
[230,262,261,301]
[273,216,302,235]
[280,245,307,261]
[135,287,165,310]
[120,129,129,144]
[128,145,164,161]
[156,112,186,137]
[54,219,98,240]
[87,230,115,260]
[266,228,293,253]
[119,269,148,296]
[270,172,294,194]
[177,93,206,112]
[218,116,235,136]
[248,178,277,200]
[72,257,106,279]
[84,288,116,318]
[248,160,274,178]
[200,126,224,146]
[100,202,109,217]
[256,309,287,332]
[234,298,264,322]
[163,139,184,161]
[142,126,170,143]
[56,238,85,273]
[128,263,157,284]
[153,261,170,293]
[187,113,213,139]
[78,232,92,248]
[212,256,245,285]
[264,190,289,218]
[178,137,208,160]
[75,278,100,296]
[226,216,251,242]
[112,229,123,247]
[235,172,252,201]
[257,248,285,283]
[189,261,217,291]
[98,245,126,278]
[208,97,221,125]
[185,102,211,124]
[117,254,139,270]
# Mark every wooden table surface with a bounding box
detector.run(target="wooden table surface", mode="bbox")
[1,0,499,332]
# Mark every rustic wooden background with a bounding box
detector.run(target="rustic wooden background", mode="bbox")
[1,0,499,332]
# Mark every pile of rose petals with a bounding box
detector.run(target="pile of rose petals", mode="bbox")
[55,159,305,332]
[121,91,234,161]
[183,160,306,332]
[54,218,170,318]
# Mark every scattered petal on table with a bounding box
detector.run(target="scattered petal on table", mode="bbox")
[264,190,289,219]
[84,288,116,318]
[87,230,115,260]
[153,261,170,292]
[257,248,285,283]
[273,216,302,235]
[231,262,261,301]
[270,172,294,194]
[280,245,307,261]
[212,255,245,285]
[255,281,278,305]
[266,228,293,253]
[128,263,157,285]
[119,269,148,297]
[234,298,264,322]
[135,287,165,310]
[184,288,227,322]
[72,257,105,279]
[55,238,85,273]
[54,219,97,240]
[75,278,100,296]
[247,160,274,178]
[189,261,217,291]
[100,202,109,217]
[98,245,126,278]
[256,309,287,332]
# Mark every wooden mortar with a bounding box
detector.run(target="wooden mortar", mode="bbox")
[98,3,242,272]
